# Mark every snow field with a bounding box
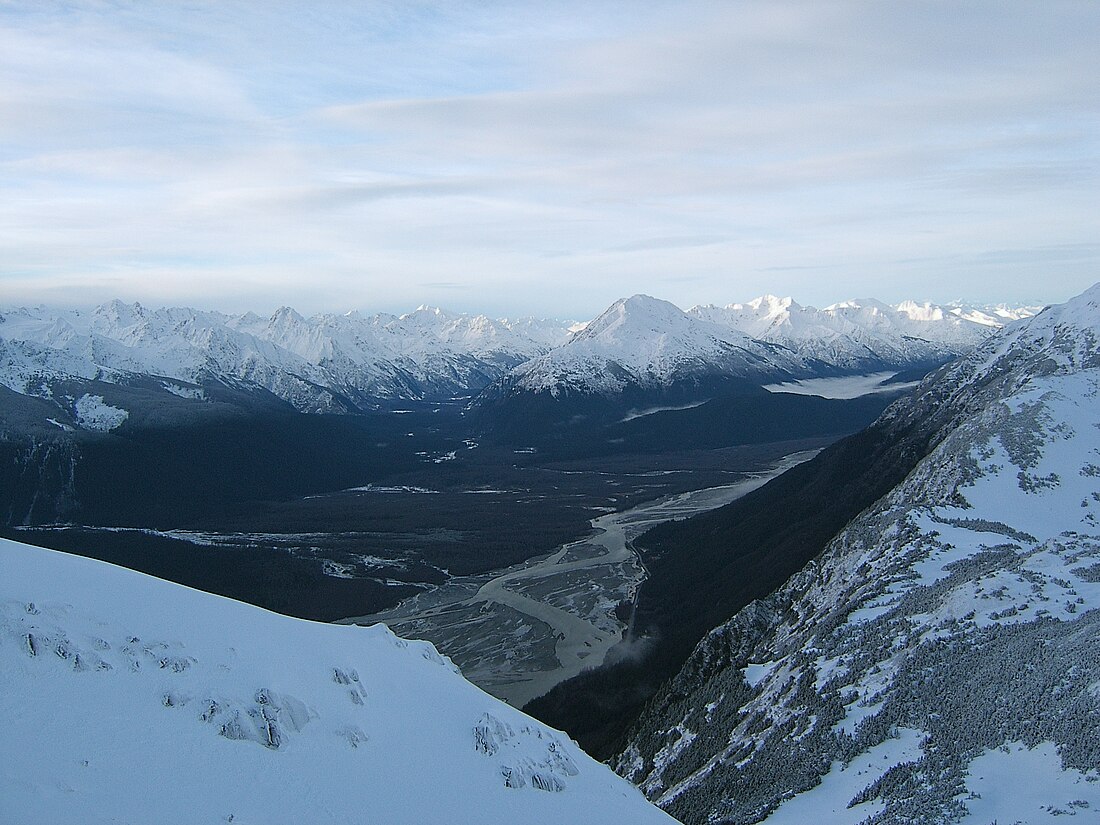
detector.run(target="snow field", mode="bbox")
[0,538,674,825]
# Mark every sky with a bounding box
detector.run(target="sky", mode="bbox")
[0,1,1097,319]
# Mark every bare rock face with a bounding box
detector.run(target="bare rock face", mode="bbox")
[474,711,580,792]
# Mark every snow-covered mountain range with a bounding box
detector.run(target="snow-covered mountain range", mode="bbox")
[0,295,1037,433]
[487,294,1038,405]
[0,300,573,417]
[616,284,1100,823]
[0,537,675,824]
[689,295,1037,374]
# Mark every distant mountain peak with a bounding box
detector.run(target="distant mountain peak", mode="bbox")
[270,305,305,321]
[602,293,686,319]
[745,294,796,312]
[576,294,694,341]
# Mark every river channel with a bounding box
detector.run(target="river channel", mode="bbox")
[342,449,819,707]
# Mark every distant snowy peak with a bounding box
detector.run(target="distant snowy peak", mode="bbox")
[507,294,801,397]
[392,306,571,357]
[1,539,674,824]
[695,294,1038,338]
[688,295,802,340]
[576,294,709,340]
[571,294,752,355]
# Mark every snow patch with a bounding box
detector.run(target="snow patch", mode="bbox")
[761,728,926,825]
[73,394,128,431]
[959,742,1100,824]
[743,661,777,688]
[160,381,205,400]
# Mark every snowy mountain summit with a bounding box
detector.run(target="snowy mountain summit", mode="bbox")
[617,283,1100,824]
[0,538,674,824]
[506,294,805,397]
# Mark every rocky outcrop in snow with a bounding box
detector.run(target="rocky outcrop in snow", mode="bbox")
[473,711,580,791]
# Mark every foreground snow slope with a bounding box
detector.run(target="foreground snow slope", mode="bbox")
[618,283,1100,824]
[0,539,674,825]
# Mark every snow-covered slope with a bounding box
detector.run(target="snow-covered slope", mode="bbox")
[0,301,573,416]
[689,295,1039,373]
[0,538,674,825]
[617,283,1100,824]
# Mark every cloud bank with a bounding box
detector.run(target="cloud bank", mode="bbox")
[0,1,1096,316]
